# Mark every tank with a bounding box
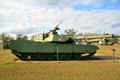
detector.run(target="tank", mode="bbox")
[9,25,99,60]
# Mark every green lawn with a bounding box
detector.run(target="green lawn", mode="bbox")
[0,47,120,80]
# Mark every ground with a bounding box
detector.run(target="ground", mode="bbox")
[0,44,120,80]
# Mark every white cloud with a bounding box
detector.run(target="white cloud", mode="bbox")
[0,0,116,8]
[2,7,120,34]
[10,24,38,34]
[0,0,120,35]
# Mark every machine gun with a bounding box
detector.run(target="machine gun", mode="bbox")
[50,21,62,33]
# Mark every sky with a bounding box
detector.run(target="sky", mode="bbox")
[0,0,120,36]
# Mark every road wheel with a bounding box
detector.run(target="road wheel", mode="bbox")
[74,53,82,60]
[64,54,72,60]
[37,53,46,60]
[30,53,37,60]
[57,53,64,60]
[20,53,29,60]
[47,53,55,60]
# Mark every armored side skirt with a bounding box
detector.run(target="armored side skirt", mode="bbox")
[9,40,98,60]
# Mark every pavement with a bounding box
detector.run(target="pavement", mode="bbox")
[84,54,120,60]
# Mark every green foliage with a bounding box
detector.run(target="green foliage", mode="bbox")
[16,34,28,40]
[16,34,23,40]
[0,33,14,49]
[64,28,76,37]
[22,36,28,40]
[30,35,34,41]
[0,33,13,44]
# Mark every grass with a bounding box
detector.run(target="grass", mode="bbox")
[96,44,120,57]
[0,50,17,65]
[0,61,120,80]
[0,44,120,80]
[0,45,2,50]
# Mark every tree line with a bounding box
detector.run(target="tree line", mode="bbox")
[0,33,28,44]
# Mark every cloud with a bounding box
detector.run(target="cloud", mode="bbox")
[2,7,120,34]
[17,0,119,8]
[23,0,78,7]
[9,24,33,34]
[0,0,120,35]
[0,0,117,8]
[0,0,78,8]
[111,23,120,28]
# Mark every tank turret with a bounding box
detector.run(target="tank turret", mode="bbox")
[33,24,73,43]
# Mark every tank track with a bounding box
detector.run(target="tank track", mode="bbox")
[11,50,95,61]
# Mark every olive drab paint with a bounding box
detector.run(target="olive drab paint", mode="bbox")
[9,26,99,60]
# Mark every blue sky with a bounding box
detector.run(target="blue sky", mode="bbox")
[0,0,120,36]
[74,1,120,11]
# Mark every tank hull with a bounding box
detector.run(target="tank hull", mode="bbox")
[9,40,99,60]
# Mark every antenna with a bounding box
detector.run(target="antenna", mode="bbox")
[36,24,37,40]
[36,24,38,40]
[55,21,63,28]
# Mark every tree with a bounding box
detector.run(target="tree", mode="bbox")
[16,34,28,40]
[30,35,34,41]
[22,36,28,40]
[75,33,83,37]
[64,28,77,37]
[84,32,98,36]
[16,34,23,40]
[0,33,13,49]
[0,33,12,44]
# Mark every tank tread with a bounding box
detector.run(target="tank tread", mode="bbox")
[11,50,96,60]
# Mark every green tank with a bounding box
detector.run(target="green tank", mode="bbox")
[9,26,99,60]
